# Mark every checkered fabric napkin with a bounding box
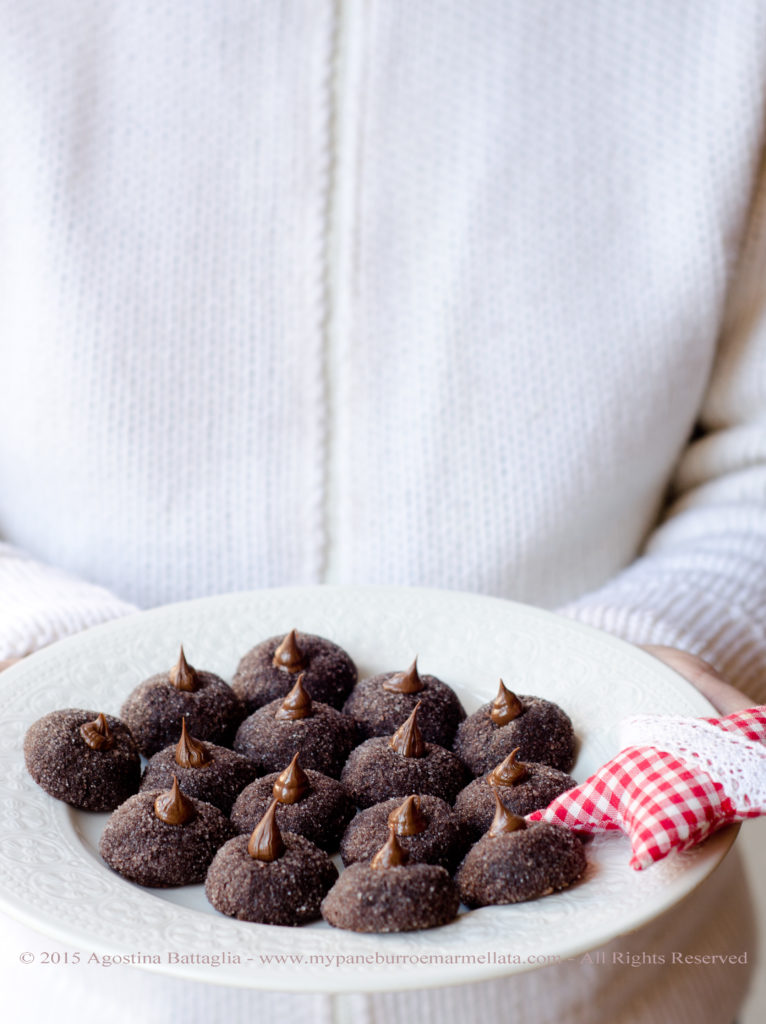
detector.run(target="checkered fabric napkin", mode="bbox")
[527,706,766,870]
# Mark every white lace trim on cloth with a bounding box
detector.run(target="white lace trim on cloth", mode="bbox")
[619,715,766,816]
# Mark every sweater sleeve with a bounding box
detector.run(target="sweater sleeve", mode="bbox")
[560,149,766,704]
[0,543,138,660]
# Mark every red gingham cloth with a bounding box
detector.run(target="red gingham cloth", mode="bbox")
[527,705,766,870]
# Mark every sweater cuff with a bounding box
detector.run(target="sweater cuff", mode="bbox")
[558,569,766,705]
[0,544,138,660]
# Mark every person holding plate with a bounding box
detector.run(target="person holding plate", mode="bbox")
[1,2,765,1023]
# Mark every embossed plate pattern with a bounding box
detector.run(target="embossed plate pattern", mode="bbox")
[0,586,734,992]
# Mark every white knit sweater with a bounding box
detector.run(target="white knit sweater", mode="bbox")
[1,2,765,1022]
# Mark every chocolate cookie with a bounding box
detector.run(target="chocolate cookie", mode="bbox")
[24,709,141,811]
[454,748,576,842]
[140,720,257,813]
[340,794,466,871]
[231,754,354,851]
[99,779,235,887]
[455,793,586,906]
[120,647,245,757]
[340,703,466,808]
[322,830,459,932]
[453,681,575,775]
[232,629,357,712]
[342,659,466,746]
[205,800,338,925]
[233,674,358,778]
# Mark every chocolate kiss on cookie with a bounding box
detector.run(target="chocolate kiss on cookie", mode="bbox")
[454,748,577,842]
[391,701,426,756]
[389,794,428,835]
[99,775,235,887]
[205,798,338,925]
[453,679,575,775]
[273,629,305,673]
[340,792,466,870]
[233,674,359,778]
[248,798,284,860]
[343,657,466,746]
[24,708,141,811]
[455,790,586,906]
[371,825,409,867]
[120,646,245,757]
[153,774,197,825]
[486,788,527,836]
[321,826,460,933]
[340,702,466,808]
[274,672,313,720]
[80,712,116,751]
[174,718,212,767]
[230,752,354,852]
[490,681,524,724]
[232,629,357,713]
[139,719,258,814]
[273,751,311,802]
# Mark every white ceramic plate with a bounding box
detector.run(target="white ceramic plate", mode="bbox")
[0,585,734,993]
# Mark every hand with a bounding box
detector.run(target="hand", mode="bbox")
[639,645,752,715]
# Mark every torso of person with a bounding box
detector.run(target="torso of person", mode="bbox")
[0,1,763,610]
